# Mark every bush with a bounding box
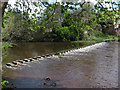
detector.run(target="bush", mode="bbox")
[82,24,104,40]
[53,27,70,41]
[93,30,104,37]
[1,80,16,88]
[69,25,84,41]
[1,80,9,88]
[52,24,84,41]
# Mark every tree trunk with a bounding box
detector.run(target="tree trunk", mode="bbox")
[0,1,8,90]
[0,1,8,17]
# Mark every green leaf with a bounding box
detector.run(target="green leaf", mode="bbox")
[34,9,38,13]
[32,13,36,17]
[33,2,38,7]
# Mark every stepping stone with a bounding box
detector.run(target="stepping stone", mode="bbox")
[41,55,45,57]
[45,77,51,81]
[23,59,30,62]
[49,53,54,56]
[28,58,35,61]
[6,63,14,66]
[51,83,56,87]
[33,57,38,59]
[12,61,21,65]
[45,54,50,57]
[37,56,42,58]
[18,60,26,63]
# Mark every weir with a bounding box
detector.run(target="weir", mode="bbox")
[5,42,107,68]
[5,47,82,68]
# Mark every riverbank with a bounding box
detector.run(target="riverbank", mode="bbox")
[2,35,118,48]
[2,42,13,60]
[2,42,13,49]
[72,35,118,43]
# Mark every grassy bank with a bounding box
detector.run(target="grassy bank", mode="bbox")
[72,35,118,44]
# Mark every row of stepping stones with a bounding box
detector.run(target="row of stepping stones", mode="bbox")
[6,48,80,67]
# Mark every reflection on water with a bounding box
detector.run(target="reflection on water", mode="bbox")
[3,42,119,88]
[3,42,91,64]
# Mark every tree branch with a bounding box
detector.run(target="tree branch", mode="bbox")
[76,2,86,16]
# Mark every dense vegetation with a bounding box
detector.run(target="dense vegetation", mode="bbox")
[2,0,120,43]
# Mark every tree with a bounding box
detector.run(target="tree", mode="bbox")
[0,1,8,17]
[1,0,120,42]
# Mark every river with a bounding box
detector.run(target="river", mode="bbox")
[2,42,93,64]
[2,42,119,88]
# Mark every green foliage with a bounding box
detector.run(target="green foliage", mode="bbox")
[69,25,84,41]
[1,80,16,88]
[2,42,13,61]
[51,23,84,41]
[2,10,45,42]
[2,1,119,42]
[62,11,73,26]
[118,37,120,41]
[2,42,13,50]
[1,80,9,88]
[53,26,70,41]
[55,52,60,55]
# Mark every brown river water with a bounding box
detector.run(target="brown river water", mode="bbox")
[2,42,119,88]
[2,42,90,65]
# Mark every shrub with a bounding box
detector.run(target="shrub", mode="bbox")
[53,26,70,41]
[69,25,84,41]
[1,80,16,88]
[1,80,9,88]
